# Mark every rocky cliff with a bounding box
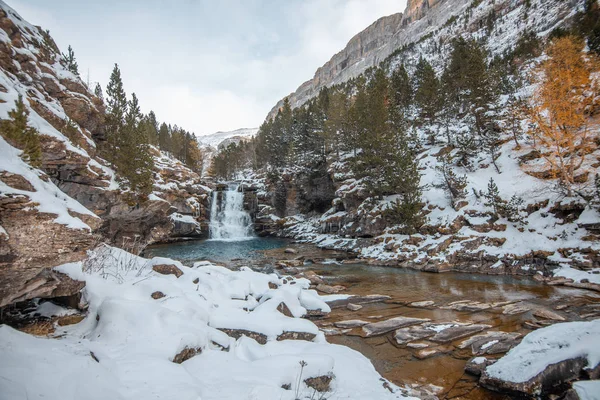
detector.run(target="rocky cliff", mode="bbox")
[0,1,213,306]
[267,0,581,119]
[267,0,472,119]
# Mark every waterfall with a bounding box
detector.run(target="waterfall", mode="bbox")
[209,184,254,240]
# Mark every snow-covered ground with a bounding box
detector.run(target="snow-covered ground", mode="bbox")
[0,245,416,400]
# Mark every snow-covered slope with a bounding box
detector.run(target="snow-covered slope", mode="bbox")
[198,127,258,148]
[0,246,418,400]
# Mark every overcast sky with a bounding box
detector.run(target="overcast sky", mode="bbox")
[9,0,406,136]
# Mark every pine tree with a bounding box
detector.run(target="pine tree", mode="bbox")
[483,177,503,218]
[0,95,42,168]
[158,122,171,152]
[94,83,104,103]
[389,63,412,129]
[436,155,468,209]
[414,57,440,136]
[61,45,79,76]
[104,63,127,162]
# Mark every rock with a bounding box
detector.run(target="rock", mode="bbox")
[464,357,495,377]
[394,325,436,345]
[304,270,324,285]
[502,303,532,315]
[326,294,391,309]
[172,347,202,364]
[409,300,435,307]
[441,300,491,312]
[347,303,363,311]
[362,316,431,337]
[218,328,268,345]
[334,320,369,329]
[316,283,346,294]
[152,264,183,278]
[320,327,351,336]
[533,308,566,321]
[151,291,166,299]
[284,248,298,254]
[407,342,430,349]
[458,331,521,355]
[56,314,85,326]
[192,278,199,284]
[429,323,491,343]
[276,331,316,342]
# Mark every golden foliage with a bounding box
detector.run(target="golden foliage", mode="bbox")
[525,36,599,192]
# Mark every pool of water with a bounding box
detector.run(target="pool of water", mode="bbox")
[143,237,290,265]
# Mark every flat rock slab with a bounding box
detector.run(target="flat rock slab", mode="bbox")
[533,308,566,321]
[327,294,391,309]
[394,325,437,345]
[362,316,430,337]
[320,327,351,336]
[502,303,532,315]
[430,323,491,343]
[458,331,521,355]
[334,320,369,329]
[441,300,492,312]
[347,303,363,311]
[409,300,435,307]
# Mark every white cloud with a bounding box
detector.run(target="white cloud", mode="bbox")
[7,0,406,136]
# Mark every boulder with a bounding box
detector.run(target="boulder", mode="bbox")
[316,283,346,294]
[458,331,521,355]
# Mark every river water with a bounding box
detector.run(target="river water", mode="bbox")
[144,237,600,399]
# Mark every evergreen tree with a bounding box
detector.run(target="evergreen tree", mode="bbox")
[389,63,412,129]
[414,57,440,132]
[61,45,79,76]
[104,63,127,162]
[158,122,171,152]
[94,83,104,103]
[436,155,468,210]
[483,177,503,218]
[0,95,42,168]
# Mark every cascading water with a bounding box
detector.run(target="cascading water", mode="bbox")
[209,184,255,240]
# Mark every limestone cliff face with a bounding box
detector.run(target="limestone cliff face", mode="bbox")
[267,0,470,119]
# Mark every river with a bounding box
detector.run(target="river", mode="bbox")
[145,237,599,399]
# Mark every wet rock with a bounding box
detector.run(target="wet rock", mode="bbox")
[347,303,362,311]
[429,323,491,343]
[326,294,391,309]
[409,300,435,307]
[151,291,166,299]
[407,342,430,349]
[152,264,183,278]
[284,248,298,254]
[303,270,324,285]
[334,320,369,329]
[465,357,496,377]
[316,283,346,294]
[533,308,566,321]
[414,346,452,360]
[458,331,521,355]
[172,347,202,364]
[480,356,597,397]
[363,316,431,337]
[394,325,436,345]
[502,302,532,315]
[441,300,491,312]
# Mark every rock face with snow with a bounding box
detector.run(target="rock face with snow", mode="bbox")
[0,1,213,306]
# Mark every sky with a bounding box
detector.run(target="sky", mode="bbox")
[9,0,406,136]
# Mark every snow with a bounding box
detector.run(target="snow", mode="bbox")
[554,264,600,285]
[472,357,487,365]
[33,301,76,318]
[485,320,600,383]
[0,137,97,230]
[170,212,199,225]
[198,128,258,148]
[0,246,414,400]
[573,380,600,400]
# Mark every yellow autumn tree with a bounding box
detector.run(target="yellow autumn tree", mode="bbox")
[526,36,598,194]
